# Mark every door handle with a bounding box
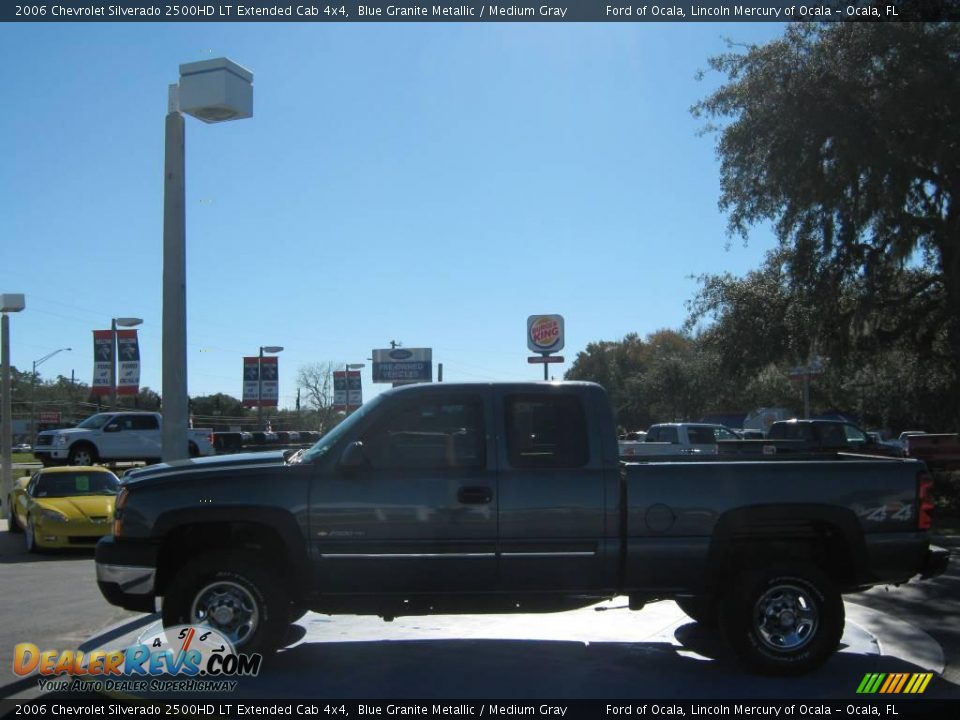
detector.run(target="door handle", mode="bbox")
[458,486,493,504]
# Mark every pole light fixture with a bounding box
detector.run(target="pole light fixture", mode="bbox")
[162,58,253,462]
[257,345,283,430]
[1,293,25,521]
[110,317,143,410]
[31,347,71,439]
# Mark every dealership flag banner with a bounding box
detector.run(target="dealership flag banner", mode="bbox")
[115,329,140,395]
[333,370,363,412]
[91,330,113,396]
[242,357,260,408]
[259,356,279,407]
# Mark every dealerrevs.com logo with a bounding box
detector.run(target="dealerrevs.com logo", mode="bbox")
[13,625,262,693]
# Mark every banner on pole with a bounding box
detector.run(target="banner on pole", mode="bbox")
[259,356,279,407]
[116,329,140,395]
[242,357,260,408]
[91,330,113,396]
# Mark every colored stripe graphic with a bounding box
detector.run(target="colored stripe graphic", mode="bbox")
[857,672,932,694]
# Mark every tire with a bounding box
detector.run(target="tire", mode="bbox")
[7,500,23,534]
[676,595,718,627]
[68,443,98,467]
[188,442,199,458]
[25,516,40,553]
[161,552,288,654]
[719,564,843,676]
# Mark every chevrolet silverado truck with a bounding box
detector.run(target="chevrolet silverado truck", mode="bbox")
[95,382,948,675]
[33,411,214,466]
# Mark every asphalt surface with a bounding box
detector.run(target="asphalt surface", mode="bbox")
[0,519,957,702]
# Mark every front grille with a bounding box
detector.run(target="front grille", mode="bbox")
[35,436,52,447]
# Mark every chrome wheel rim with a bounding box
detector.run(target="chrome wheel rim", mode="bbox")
[190,580,259,648]
[753,583,818,652]
[72,449,93,465]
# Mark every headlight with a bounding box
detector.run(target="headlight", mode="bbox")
[53,436,67,447]
[39,508,69,523]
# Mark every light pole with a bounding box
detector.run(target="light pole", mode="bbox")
[31,346,71,440]
[1,293,25,521]
[109,317,142,409]
[257,346,283,430]
[162,58,253,462]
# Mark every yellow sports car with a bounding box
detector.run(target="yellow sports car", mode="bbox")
[7,466,119,552]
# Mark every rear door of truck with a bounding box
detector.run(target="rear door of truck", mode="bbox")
[494,385,615,592]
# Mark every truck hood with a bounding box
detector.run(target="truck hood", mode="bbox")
[122,450,289,483]
[37,428,91,438]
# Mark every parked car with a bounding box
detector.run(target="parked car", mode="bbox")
[7,465,119,552]
[620,422,739,457]
[903,433,960,470]
[719,419,902,458]
[12,443,32,453]
[32,411,214,466]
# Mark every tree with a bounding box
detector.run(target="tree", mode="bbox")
[693,21,960,425]
[297,362,339,431]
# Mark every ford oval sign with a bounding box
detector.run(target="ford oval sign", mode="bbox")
[389,349,413,360]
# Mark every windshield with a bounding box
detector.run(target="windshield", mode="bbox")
[76,414,112,430]
[297,395,387,464]
[33,471,119,498]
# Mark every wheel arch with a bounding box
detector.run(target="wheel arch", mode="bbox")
[705,504,869,592]
[152,507,310,605]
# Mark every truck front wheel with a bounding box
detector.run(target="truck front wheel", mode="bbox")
[675,595,718,627]
[68,443,98,467]
[719,564,843,675]
[161,552,288,654]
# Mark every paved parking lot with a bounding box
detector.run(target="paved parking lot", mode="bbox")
[1,519,957,702]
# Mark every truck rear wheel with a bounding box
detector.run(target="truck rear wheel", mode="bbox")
[161,552,288,654]
[719,564,843,675]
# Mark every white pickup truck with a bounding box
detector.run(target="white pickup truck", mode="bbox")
[32,412,215,466]
[618,422,740,457]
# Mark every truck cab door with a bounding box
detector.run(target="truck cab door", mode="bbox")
[309,389,497,594]
[495,390,611,593]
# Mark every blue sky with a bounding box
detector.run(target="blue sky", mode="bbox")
[1,21,786,408]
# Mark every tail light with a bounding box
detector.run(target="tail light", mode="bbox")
[113,487,129,538]
[918,471,935,530]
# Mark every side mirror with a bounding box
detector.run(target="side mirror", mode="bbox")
[339,441,368,471]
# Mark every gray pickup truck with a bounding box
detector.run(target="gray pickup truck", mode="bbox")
[95,382,948,675]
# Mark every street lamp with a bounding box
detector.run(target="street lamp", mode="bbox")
[162,58,253,463]
[31,347,71,439]
[1,293,25,522]
[110,317,142,409]
[257,346,283,430]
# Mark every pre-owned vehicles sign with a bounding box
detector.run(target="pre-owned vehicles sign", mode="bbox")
[372,348,432,383]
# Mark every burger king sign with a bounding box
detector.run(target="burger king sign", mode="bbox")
[527,314,565,354]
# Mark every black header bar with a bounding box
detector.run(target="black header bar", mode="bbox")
[3,0,959,23]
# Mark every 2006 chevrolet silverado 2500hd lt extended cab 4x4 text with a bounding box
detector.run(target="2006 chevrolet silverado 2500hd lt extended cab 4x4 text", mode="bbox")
[95,382,949,675]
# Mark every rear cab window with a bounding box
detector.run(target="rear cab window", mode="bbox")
[505,394,589,468]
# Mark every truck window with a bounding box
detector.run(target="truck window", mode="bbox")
[843,424,867,444]
[687,427,716,445]
[659,426,679,444]
[505,394,589,468]
[130,415,159,431]
[361,396,485,470]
